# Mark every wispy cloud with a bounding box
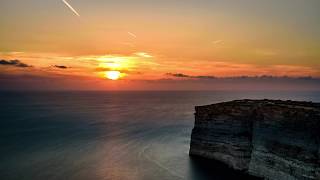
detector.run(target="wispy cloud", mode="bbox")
[166,73,319,81]
[166,73,216,79]
[0,59,32,68]
[127,32,137,38]
[62,0,80,17]
[54,65,68,69]
[212,40,223,44]
[166,73,190,78]
[134,52,153,58]
[0,51,24,55]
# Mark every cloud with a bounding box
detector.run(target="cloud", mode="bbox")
[0,72,319,91]
[134,52,153,58]
[54,65,68,69]
[212,40,223,44]
[95,67,134,74]
[166,73,320,81]
[166,73,190,78]
[166,73,216,79]
[95,67,112,72]
[127,32,137,38]
[0,59,32,68]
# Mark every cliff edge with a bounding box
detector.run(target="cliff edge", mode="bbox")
[189,99,320,180]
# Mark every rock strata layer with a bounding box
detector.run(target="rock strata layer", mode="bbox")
[189,99,320,180]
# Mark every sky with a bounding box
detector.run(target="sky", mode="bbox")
[0,0,320,90]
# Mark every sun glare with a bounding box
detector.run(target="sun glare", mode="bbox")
[96,55,136,80]
[106,71,121,80]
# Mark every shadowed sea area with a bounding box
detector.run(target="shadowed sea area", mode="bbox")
[0,91,319,180]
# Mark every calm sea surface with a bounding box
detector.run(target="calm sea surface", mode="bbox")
[1,91,319,180]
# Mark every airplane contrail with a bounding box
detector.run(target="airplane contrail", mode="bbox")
[127,32,137,38]
[62,0,80,17]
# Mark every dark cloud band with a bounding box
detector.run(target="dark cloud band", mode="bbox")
[166,73,216,79]
[0,59,32,68]
[54,65,68,69]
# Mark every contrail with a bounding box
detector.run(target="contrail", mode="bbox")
[127,32,137,38]
[62,0,80,17]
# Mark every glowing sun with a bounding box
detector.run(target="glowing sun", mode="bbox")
[106,71,121,80]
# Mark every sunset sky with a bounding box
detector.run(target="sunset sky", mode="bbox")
[1,0,320,90]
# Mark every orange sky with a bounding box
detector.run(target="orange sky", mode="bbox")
[1,0,320,90]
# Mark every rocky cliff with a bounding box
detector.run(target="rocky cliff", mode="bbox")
[189,100,320,180]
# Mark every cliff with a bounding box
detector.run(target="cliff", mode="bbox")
[189,99,320,180]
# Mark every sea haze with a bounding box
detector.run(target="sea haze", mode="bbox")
[0,91,319,180]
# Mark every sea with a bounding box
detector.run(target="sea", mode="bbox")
[1,91,319,180]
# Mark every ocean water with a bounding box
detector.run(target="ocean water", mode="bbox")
[1,91,319,180]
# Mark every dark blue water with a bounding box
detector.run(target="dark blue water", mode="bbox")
[1,91,319,180]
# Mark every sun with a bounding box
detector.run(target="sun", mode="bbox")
[106,71,121,80]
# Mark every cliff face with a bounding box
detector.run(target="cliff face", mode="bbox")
[189,100,320,180]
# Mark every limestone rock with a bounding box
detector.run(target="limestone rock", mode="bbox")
[189,100,320,180]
